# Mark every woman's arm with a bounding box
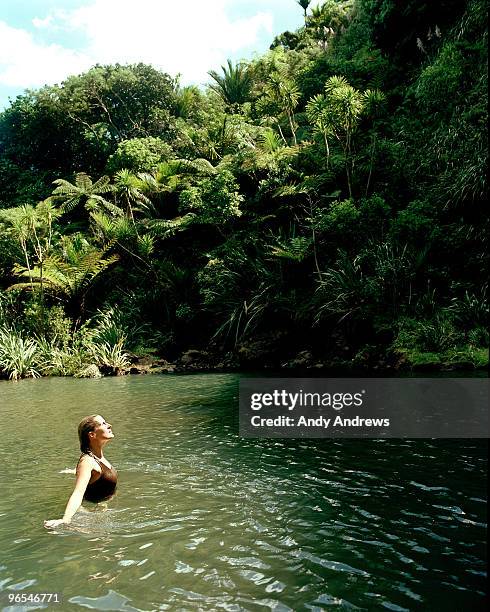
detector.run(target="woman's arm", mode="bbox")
[44,457,93,528]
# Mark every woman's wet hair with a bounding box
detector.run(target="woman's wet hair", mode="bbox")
[78,415,100,454]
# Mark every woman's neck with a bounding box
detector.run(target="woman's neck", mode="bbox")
[89,442,106,458]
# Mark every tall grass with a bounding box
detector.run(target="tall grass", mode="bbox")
[90,339,130,370]
[0,327,40,380]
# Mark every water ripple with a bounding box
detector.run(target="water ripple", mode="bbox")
[0,375,487,610]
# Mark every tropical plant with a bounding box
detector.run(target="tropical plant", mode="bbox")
[89,305,150,350]
[179,169,243,225]
[259,68,300,145]
[51,173,121,216]
[90,339,130,371]
[394,314,459,353]
[306,93,335,166]
[314,251,366,324]
[35,336,88,377]
[267,235,312,262]
[306,0,352,47]
[448,285,489,328]
[113,169,153,221]
[297,0,311,19]
[0,326,40,380]
[106,137,172,174]
[0,200,62,289]
[306,76,384,197]
[9,234,119,321]
[208,60,252,110]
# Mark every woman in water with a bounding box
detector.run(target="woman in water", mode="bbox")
[44,415,118,528]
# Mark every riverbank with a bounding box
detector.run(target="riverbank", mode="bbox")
[107,343,489,377]
[0,324,487,380]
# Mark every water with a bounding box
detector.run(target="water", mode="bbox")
[0,375,487,611]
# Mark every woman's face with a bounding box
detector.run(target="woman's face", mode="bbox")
[89,415,114,442]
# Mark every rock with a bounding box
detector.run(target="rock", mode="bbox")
[236,332,286,367]
[98,364,129,376]
[180,349,209,365]
[75,364,102,378]
[129,365,150,375]
[441,360,474,371]
[125,352,140,364]
[288,350,314,369]
[134,355,156,366]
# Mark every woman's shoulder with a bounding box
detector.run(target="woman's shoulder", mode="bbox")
[77,453,101,471]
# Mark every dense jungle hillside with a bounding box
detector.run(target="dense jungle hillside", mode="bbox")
[0,0,487,379]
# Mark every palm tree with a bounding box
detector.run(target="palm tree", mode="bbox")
[297,0,311,23]
[113,169,153,222]
[0,200,62,327]
[262,69,300,145]
[51,173,122,217]
[306,93,332,164]
[208,60,252,110]
[143,158,216,195]
[306,75,380,197]
[9,234,119,325]
[307,1,352,48]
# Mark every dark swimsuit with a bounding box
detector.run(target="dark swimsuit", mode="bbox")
[80,454,118,503]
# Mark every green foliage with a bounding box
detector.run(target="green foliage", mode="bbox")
[0,326,40,380]
[113,169,153,219]
[9,234,119,305]
[35,334,88,377]
[23,303,72,344]
[297,0,311,18]
[208,60,252,111]
[89,339,130,370]
[314,250,366,324]
[0,64,177,185]
[89,305,151,351]
[0,200,62,272]
[106,137,173,174]
[196,239,280,345]
[52,173,119,216]
[179,169,243,224]
[391,200,438,244]
[306,76,385,196]
[394,314,459,353]
[0,0,486,374]
[306,0,353,47]
[315,199,360,234]
[448,285,488,329]
[258,65,301,144]
[268,235,312,262]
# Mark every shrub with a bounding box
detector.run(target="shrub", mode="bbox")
[90,339,130,370]
[35,336,89,377]
[179,169,243,224]
[89,305,151,351]
[467,326,489,347]
[448,285,488,328]
[106,137,173,174]
[0,327,40,380]
[394,314,460,353]
[23,302,72,346]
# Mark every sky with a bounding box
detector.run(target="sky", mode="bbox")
[0,0,305,110]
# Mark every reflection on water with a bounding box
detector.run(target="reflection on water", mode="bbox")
[0,374,487,611]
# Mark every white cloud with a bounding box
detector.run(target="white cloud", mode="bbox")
[32,15,54,29]
[0,0,274,91]
[0,21,92,88]
[64,0,273,84]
